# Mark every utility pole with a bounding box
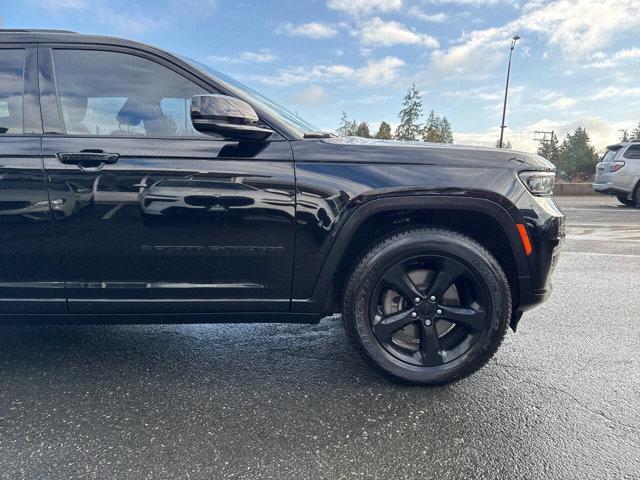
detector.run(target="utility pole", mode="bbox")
[534,130,556,160]
[498,35,521,148]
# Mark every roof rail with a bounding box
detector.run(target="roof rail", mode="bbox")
[0,29,78,34]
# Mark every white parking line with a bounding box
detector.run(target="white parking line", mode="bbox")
[102,204,123,220]
[561,207,639,213]
[562,251,640,258]
[568,223,640,227]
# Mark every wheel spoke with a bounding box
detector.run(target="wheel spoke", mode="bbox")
[418,321,443,366]
[382,264,423,301]
[438,305,486,331]
[426,259,466,299]
[372,309,416,342]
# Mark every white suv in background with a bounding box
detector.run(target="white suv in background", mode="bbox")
[593,141,640,206]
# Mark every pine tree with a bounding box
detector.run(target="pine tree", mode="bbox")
[619,129,630,142]
[536,135,559,163]
[422,110,441,142]
[374,121,392,140]
[394,84,423,141]
[630,122,640,141]
[337,112,351,137]
[438,117,454,143]
[557,127,599,179]
[354,121,371,138]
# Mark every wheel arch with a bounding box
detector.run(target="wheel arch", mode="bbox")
[305,195,531,317]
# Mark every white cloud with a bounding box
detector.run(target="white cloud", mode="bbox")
[428,0,517,4]
[358,56,405,85]
[407,7,447,22]
[539,90,577,110]
[278,22,339,39]
[614,47,640,60]
[584,47,640,68]
[592,86,640,100]
[358,17,439,48]
[242,56,404,87]
[291,85,330,106]
[327,0,403,16]
[240,51,277,63]
[429,0,640,77]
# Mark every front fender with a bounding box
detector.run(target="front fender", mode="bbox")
[291,194,532,315]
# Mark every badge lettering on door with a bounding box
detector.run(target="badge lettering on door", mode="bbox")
[141,245,284,254]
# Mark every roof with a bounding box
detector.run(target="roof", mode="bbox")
[0,29,78,34]
[607,141,640,149]
[0,29,156,51]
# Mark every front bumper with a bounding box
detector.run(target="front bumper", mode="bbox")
[513,193,566,315]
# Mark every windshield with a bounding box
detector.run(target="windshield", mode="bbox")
[180,56,320,135]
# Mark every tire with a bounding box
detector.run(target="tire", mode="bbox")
[342,227,511,386]
[616,195,637,207]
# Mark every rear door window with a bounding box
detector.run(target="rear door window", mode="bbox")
[623,145,640,159]
[0,49,26,135]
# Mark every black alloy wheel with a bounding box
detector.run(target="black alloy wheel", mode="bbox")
[370,255,487,367]
[343,228,511,385]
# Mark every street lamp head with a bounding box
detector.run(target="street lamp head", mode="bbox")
[510,35,521,50]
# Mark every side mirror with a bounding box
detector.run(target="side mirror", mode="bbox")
[190,94,274,141]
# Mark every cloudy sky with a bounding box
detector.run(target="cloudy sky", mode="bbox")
[4,0,640,152]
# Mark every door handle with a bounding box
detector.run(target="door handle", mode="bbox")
[56,150,120,170]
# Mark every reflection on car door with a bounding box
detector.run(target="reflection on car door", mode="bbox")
[38,46,296,315]
[0,46,67,316]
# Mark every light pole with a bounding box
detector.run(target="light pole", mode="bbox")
[498,35,520,149]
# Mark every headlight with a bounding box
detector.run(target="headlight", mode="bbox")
[519,171,555,196]
[33,200,50,207]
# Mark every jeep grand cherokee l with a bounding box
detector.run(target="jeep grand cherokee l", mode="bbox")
[0,30,565,385]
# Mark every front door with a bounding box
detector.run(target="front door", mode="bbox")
[39,46,296,315]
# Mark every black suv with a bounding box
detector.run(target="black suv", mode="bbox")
[0,30,565,385]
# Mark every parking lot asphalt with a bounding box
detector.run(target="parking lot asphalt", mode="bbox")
[1,195,639,480]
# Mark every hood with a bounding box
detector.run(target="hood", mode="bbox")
[315,136,555,171]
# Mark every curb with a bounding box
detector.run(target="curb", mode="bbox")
[553,183,597,196]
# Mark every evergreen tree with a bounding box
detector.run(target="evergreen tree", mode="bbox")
[619,129,630,142]
[630,122,640,141]
[354,121,371,138]
[374,121,393,140]
[422,110,442,142]
[438,117,454,143]
[422,111,454,143]
[337,112,351,137]
[394,84,423,141]
[557,127,599,179]
[337,112,358,137]
[536,135,559,163]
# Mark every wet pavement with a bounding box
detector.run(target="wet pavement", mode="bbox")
[0,195,638,479]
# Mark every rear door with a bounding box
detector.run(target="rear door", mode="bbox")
[0,45,66,315]
[38,45,296,315]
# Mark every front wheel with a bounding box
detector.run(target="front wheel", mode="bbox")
[342,228,511,386]
[616,195,637,207]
